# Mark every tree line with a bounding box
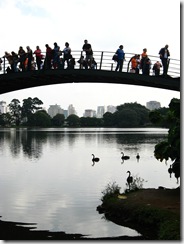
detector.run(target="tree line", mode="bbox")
[0,97,171,128]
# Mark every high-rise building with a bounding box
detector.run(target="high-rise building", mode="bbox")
[83,109,96,117]
[68,104,77,116]
[63,110,68,119]
[96,106,105,118]
[106,105,116,114]
[0,101,7,114]
[48,104,64,118]
[146,101,161,110]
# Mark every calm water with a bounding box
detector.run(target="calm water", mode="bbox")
[0,128,179,238]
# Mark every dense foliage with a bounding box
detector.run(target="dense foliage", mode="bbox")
[149,98,180,178]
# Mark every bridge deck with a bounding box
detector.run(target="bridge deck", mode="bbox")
[0,69,180,94]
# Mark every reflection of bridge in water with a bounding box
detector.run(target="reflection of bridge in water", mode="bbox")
[0,50,180,94]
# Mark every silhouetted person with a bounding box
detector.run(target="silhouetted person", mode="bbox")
[34,46,42,70]
[82,40,93,69]
[142,56,151,75]
[53,42,61,69]
[44,44,53,70]
[68,56,75,69]
[153,61,162,76]
[77,55,87,69]
[159,44,170,76]
[115,45,125,72]
[26,46,33,71]
[11,51,19,72]
[63,42,71,69]
[18,46,26,71]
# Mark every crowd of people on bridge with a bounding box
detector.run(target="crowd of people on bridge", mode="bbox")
[0,40,170,76]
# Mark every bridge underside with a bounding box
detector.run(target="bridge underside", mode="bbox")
[0,69,180,95]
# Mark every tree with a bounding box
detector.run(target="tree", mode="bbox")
[21,97,43,123]
[116,102,149,127]
[149,107,170,127]
[0,113,12,126]
[117,109,138,127]
[28,110,51,127]
[8,99,21,126]
[80,117,103,127]
[66,114,80,127]
[52,114,65,126]
[103,112,115,127]
[151,98,180,179]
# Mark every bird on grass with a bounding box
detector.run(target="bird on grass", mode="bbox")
[92,154,100,162]
[127,170,133,185]
[121,152,130,160]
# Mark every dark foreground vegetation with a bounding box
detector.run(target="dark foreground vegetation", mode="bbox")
[97,187,180,240]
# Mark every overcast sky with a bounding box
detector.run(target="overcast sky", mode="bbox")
[0,0,180,116]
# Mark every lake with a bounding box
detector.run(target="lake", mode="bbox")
[0,128,179,238]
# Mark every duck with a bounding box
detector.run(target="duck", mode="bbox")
[92,154,100,162]
[127,170,133,184]
[121,152,130,160]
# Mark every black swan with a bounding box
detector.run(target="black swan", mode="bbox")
[127,171,133,184]
[136,153,140,160]
[121,152,130,160]
[92,154,100,162]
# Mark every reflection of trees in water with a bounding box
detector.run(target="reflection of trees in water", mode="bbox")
[0,130,22,158]
[0,130,65,160]
[21,131,47,159]
[21,131,65,159]
[115,133,167,145]
[0,131,11,155]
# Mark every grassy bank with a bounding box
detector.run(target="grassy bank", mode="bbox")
[97,188,180,240]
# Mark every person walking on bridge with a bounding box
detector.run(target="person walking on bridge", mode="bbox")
[159,44,170,76]
[115,45,125,72]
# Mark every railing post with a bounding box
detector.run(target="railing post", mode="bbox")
[127,60,130,73]
[167,58,170,74]
[3,57,6,74]
[80,51,83,69]
[111,63,113,71]
[99,51,103,70]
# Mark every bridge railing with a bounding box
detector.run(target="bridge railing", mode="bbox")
[0,50,180,78]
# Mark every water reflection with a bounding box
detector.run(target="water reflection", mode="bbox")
[0,128,179,238]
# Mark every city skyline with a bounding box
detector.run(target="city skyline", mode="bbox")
[0,98,168,118]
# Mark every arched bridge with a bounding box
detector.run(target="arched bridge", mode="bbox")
[0,50,180,94]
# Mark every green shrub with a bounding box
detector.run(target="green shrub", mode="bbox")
[101,181,121,203]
